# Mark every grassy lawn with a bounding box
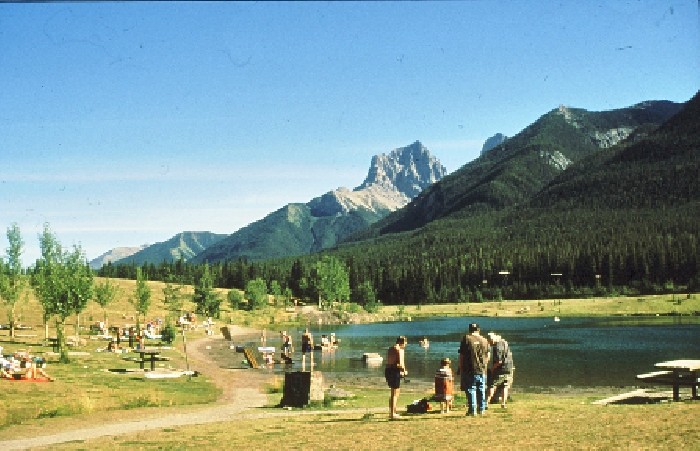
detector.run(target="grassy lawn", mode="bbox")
[1,278,698,448]
[0,338,220,432]
[43,392,700,450]
[397,293,700,319]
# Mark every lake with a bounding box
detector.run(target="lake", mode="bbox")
[284,316,700,387]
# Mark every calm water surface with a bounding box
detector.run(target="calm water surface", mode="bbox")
[270,316,700,387]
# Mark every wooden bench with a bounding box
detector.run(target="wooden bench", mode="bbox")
[636,369,700,400]
[636,370,674,381]
[121,356,142,363]
[145,356,170,371]
[122,355,170,370]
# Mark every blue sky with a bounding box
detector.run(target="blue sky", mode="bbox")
[1,1,698,266]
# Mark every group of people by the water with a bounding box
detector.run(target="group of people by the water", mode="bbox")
[384,322,514,419]
[276,328,319,370]
[273,328,339,370]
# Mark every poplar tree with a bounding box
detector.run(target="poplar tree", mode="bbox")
[227,289,244,311]
[163,279,185,318]
[0,223,26,339]
[245,278,268,310]
[132,267,151,327]
[193,264,221,317]
[33,224,93,362]
[269,280,282,306]
[94,277,119,326]
[314,255,350,310]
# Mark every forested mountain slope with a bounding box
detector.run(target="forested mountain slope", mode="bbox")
[533,93,699,208]
[317,94,698,302]
[352,100,682,239]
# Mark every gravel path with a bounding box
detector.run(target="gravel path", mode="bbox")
[1,330,273,450]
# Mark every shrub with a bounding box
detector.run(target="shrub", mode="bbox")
[161,322,177,345]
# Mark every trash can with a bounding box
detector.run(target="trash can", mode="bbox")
[281,371,324,407]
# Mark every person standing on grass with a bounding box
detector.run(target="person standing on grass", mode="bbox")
[458,323,490,416]
[486,332,514,408]
[385,336,408,420]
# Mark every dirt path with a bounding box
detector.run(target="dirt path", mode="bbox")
[187,330,273,403]
[1,331,275,450]
[1,328,392,450]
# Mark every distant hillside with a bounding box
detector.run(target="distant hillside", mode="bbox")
[351,100,683,239]
[90,245,147,269]
[193,141,446,263]
[116,231,227,266]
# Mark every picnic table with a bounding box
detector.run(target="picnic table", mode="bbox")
[47,337,59,353]
[636,359,700,401]
[132,349,169,371]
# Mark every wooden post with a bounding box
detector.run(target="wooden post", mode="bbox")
[181,325,191,378]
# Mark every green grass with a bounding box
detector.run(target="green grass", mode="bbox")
[0,340,220,430]
[43,393,700,450]
[400,293,700,319]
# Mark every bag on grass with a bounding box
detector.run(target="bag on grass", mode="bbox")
[407,398,432,414]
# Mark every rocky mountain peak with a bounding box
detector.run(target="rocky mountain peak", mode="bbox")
[89,245,147,269]
[481,133,508,155]
[357,140,446,198]
[307,141,446,217]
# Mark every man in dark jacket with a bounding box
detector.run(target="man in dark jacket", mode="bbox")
[458,323,490,415]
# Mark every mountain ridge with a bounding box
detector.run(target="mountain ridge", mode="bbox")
[89,245,147,270]
[189,141,446,263]
[102,231,227,267]
[531,93,699,209]
[347,100,683,240]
